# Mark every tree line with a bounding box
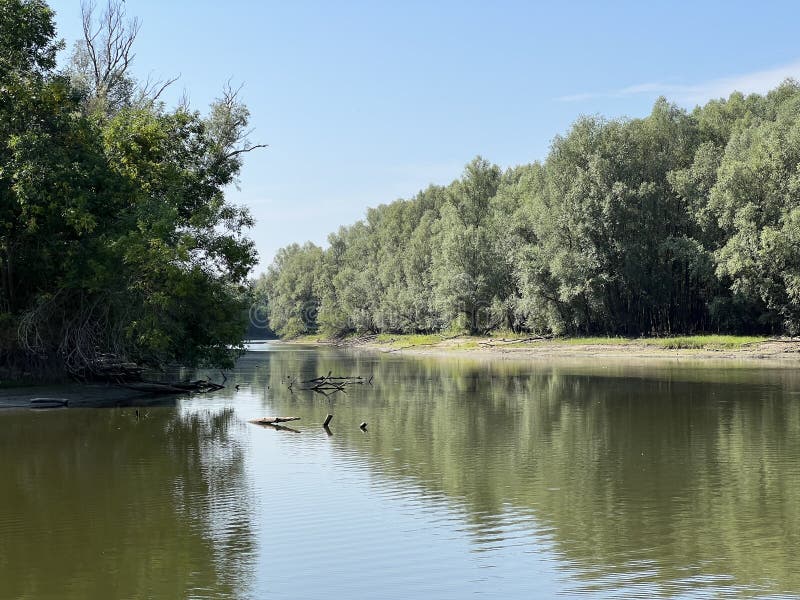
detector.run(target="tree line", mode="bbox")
[1,0,259,376]
[260,82,800,338]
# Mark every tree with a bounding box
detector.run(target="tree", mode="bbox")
[711,83,800,332]
[263,243,323,338]
[432,157,502,333]
[1,0,261,376]
[68,0,179,115]
[262,84,800,340]
[0,0,59,77]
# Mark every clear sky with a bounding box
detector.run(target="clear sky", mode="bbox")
[47,0,800,273]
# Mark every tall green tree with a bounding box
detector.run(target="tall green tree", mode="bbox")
[711,83,800,332]
[0,0,59,76]
[263,243,324,338]
[1,0,260,375]
[432,157,502,333]
[263,83,800,340]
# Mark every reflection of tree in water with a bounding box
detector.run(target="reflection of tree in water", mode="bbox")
[0,406,256,600]
[260,349,800,595]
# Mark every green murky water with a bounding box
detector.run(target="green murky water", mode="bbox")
[1,344,799,599]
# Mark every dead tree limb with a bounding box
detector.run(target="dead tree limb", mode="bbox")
[81,0,140,98]
[249,416,300,425]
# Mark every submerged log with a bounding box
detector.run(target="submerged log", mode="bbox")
[262,423,301,433]
[121,380,224,394]
[68,352,225,395]
[30,397,69,409]
[122,382,189,394]
[173,380,225,392]
[248,416,301,425]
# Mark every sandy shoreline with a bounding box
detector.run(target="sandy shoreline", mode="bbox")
[280,335,800,365]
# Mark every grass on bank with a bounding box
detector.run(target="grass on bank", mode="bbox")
[640,335,768,349]
[513,335,768,350]
[288,332,770,351]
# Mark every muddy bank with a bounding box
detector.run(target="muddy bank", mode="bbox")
[0,383,181,410]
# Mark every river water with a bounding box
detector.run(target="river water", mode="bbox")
[1,343,799,599]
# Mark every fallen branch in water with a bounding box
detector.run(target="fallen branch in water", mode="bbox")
[263,423,301,433]
[58,350,227,395]
[121,380,224,394]
[248,416,301,425]
[300,371,367,395]
[30,397,69,409]
[303,375,364,383]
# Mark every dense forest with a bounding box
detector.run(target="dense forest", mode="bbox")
[0,0,259,376]
[260,82,800,339]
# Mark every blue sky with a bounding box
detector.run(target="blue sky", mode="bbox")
[48,0,800,272]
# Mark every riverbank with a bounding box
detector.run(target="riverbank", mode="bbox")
[283,333,800,362]
[0,383,181,410]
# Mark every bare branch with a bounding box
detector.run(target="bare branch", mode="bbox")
[79,0,142,110]
[176,88,192,112]
[225,144,269,160]
[138,72,181,104]
[209,82,268,161]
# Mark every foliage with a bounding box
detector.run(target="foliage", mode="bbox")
[264,81,800,338]
[258,243,323,338]
[0,0,258,375]
[0,0,59,76]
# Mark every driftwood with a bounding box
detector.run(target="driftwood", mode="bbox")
[300,371,367,396]
[478,336,552,347]
[333,334,377,348]
[264,423,301,433]
[250,417,300,433]
[249,417,301,433]
[176,380,225,392]
[68,352,226,395]
[249,416,301,425]
[121,380,224,394]
[30,397,69,409]
[304,375,364,382]
[384,342,436,353]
